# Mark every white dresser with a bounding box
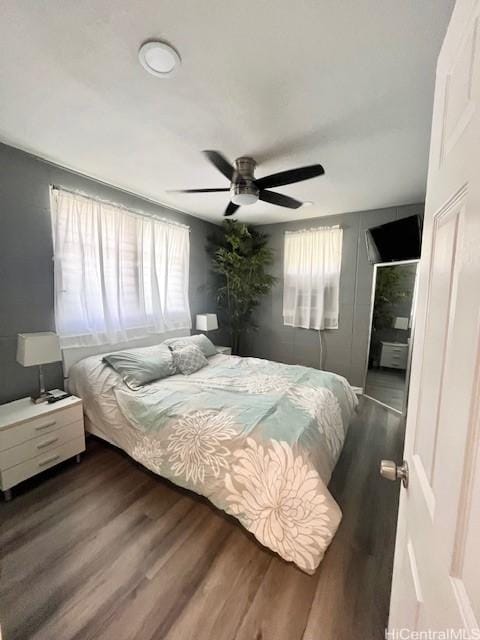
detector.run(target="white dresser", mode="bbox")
[0,396,85,500]
[380,342,409,369]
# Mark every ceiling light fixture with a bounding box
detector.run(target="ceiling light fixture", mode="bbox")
[138,40,181,77]
[302,201,314,207]
[231,192,259,206]
[230,181,259,206]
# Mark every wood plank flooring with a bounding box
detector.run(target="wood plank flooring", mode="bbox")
[365,368,406,411]
[0,397,404,640]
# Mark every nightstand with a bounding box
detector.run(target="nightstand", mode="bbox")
[215,346,232,355]
[0,396,85,501]
[380,342,409,369]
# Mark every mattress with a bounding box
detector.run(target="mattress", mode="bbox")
[69,352,357,573]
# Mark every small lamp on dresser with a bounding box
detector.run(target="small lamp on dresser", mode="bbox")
[16,332,62,404]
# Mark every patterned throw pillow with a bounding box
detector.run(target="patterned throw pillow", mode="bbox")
[171,344,209,375]
[163,334,217,357]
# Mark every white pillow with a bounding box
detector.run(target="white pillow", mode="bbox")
[103,344,175,389]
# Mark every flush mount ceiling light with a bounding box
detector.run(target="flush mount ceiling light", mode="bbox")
[138,40,181,77]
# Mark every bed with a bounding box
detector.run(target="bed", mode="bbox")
[68,346,357,574]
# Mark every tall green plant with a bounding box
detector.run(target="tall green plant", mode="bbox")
[373,266,408,329]
[206,220,276,355]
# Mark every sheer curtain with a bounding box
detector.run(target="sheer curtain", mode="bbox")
[283,225,343,330]
[50,188,191,347]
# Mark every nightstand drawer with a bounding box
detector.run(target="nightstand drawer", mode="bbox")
[0,420,84,470]
[381,355,408,369]
[0,436,85,491]
[380,343,408,369]
[385,360,405,370]
[0,404,83,451]
[386,345,406,353]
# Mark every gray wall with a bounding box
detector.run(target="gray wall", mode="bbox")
[243,203,424,387]
[0,143,218,404]
[0,139,424,401]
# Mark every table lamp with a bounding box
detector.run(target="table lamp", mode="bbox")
[17,332,62,403]
[195,313,218,332]
[394,317,409,330]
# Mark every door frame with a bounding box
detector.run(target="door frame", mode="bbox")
[363,258,420,415]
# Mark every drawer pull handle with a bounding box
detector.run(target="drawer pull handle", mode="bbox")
[38,454,60,467]
[35,421,56,431]
[37,437,59,449]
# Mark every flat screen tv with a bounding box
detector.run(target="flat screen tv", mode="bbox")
[365,214,423,264]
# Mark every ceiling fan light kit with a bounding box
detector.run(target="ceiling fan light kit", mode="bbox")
[230,157,259,205]
[231,187,258,206]
[171,151,325,217]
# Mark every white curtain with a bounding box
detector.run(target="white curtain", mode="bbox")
[283,226,343,330]
[51,188,191,347]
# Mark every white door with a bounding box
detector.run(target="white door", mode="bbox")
[387,0,480,634]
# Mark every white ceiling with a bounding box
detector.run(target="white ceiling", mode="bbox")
[0,0,454,224]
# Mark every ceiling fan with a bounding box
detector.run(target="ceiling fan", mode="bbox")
[169,150,325,216]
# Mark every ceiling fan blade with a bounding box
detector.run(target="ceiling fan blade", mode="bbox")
[203,150,235,181]
[224,201,240,217]
[256,164,324,189]
[167,188,230,193]
[259,190,303,209]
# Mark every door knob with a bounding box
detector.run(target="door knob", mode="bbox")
[380,459,409,488]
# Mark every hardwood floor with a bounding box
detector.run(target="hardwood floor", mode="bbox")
[365,368,406,411]
[0,397,404,640]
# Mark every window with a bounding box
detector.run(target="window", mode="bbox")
[50,188,191,347]
[283,225,343,330]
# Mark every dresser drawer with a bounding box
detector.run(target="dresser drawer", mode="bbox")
[380,343,408,369]
[381,353,408,368]
[0,435,85,491]
[0,404,82,451]
[383,359,406,370]
[387,347,405,355]
[0,420,84,470]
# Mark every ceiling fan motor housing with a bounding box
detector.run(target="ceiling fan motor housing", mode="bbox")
[231,157,259,204]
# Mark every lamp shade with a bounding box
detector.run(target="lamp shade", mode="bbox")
[195,314,218,331]
[17,332,61,367]
[393,317,409,330]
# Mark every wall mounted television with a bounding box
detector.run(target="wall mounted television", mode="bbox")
[365,214,423,264]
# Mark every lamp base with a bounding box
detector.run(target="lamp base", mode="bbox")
[30,392,49,405]
[30,364,49,404]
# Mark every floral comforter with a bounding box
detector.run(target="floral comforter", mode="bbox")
[69,353,357,573]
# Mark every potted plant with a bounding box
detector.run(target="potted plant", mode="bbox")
[206,220,276,355]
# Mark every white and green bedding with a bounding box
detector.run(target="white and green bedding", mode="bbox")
[69,353,357,574]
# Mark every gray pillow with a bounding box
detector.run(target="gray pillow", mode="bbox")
[103,344,176,389]
[171,344,209,375]
[163,334,217,357]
